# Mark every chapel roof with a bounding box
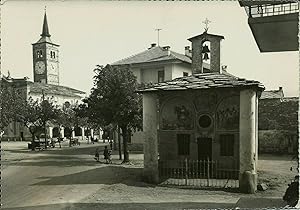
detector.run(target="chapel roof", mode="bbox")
[137,72,264,92]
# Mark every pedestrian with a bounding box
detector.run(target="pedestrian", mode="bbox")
[103,146,109,164]
[91,136,94,144]
[94,147,100,162]
[109,137,113,150]
[108,149,112,164]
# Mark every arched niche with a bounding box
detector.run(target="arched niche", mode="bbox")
[52,127,60,138]
[216,95,239,131]
[160,97,195,130]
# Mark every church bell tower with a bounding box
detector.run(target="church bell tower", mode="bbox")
[32,10,60,85]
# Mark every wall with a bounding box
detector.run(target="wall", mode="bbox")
[258,97,298,154]
[131,67,141,83]
[158,89,240,170]
[259,130,297,154]
[172,63,192,79]
[140,64,174,84]
[258,98,298,131]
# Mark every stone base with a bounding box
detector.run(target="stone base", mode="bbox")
[239,171,257,194]
[143,168,159,184]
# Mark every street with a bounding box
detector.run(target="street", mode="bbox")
[1,140,294,209]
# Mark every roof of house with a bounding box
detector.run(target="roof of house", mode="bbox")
[112,46,209,69]
[112,46,190,65]
[137,72,264,92]
[282,97,298,102]
[2,76,85,98]
[260,89,284,99]
[28,82,85,98]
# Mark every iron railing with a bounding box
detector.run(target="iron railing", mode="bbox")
[158,158,239,189]
[244,2,299,18]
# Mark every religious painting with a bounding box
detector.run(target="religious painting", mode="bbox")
[216,96,239,130]
[161,97,194,130]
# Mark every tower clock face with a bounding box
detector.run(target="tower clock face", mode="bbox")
[49,63,58,74]
[35,61,45,74]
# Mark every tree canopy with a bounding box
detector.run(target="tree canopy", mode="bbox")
[84,64,142,162]
[0,82,25,135]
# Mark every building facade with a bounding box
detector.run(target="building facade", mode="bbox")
[139,31,264,193]
[1,12,94,141]
[112,43,210,149]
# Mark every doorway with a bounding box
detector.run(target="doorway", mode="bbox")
[197,137,212,161]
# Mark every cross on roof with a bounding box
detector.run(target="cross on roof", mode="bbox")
[203,18,211,32]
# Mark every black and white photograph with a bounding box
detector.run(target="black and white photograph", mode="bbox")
[1,1,299,209]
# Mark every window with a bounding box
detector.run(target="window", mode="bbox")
[198,114,212,128]
[183,72,189,77]
[51,51,56,59]
[158,70,165,83]
[37,50,43,58]
[177,134,190,156]
[220,134,234,156]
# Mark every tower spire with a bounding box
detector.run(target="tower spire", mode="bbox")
[41,7,51,37]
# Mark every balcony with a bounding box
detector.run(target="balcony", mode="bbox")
[239,1,299,52]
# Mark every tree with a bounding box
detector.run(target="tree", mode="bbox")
[18,95,57,149]
[0,81,24,136]
[85,64,142,163]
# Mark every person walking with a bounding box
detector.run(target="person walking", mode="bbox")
[94,147,100,162]
[108,137,113,150]
[108,149,112,164]
[103,146,109,164]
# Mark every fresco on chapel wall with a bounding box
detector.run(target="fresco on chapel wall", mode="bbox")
[193,92,218,112]
[216,95,239,130]
[161,97,195,130]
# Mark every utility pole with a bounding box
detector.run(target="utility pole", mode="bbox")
[155,28,162,46]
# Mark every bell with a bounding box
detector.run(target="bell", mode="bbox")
[203,53,209,60]
[202,45,210,53]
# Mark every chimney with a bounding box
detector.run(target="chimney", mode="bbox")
[279,87,282,91]
[185,46,192,57]
[148,43,157,49]
[162,46,170,56]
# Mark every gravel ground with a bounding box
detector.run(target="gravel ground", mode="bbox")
[1,141,297,209]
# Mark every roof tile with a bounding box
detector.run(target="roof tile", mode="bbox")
[138,72,264,92]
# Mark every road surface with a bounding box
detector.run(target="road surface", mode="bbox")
[1,141,291,209]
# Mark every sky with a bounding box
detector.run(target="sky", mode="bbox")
[1,1,298,97]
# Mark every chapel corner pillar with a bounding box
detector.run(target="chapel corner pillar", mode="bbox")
[142,92,159,184]
[239,89,258,194]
